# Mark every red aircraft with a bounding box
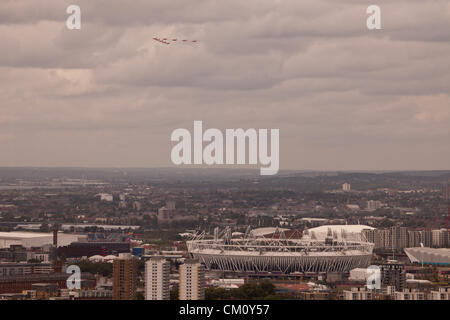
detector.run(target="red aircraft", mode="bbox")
[153,37,170,44]
[153,37,198,45]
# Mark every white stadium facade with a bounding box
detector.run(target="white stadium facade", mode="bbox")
[187,226,374,273]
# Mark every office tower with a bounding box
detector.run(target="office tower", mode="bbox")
[145,256,170,300]
[380,262,406,291]
[113,253,138,300]
[342,183,351,192]
[179,259,205,300]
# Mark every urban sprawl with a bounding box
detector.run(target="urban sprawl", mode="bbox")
[0,168,449,300]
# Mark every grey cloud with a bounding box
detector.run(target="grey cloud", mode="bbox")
[0,0,449,170]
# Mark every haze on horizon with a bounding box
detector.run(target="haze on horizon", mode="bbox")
[0,0,449,171]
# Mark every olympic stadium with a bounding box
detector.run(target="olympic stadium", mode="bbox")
[186,226,374,273]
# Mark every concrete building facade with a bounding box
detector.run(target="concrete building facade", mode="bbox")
[112,253,137,300]
[145,256,170,300]
[179,259,205,300]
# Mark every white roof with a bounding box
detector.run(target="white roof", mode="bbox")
[89,255,105,261]
[178,233,193,237]
[103,255,118,260]
[0,232,54,239]
[0,231,87,248]
[307,225,374,234]
[350,268,369,272]
[406,279,431,284]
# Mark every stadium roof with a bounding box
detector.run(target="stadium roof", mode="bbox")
[404,247,450,265]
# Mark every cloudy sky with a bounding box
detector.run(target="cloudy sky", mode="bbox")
[0,0,449,170]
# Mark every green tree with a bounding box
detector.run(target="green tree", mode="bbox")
[76,260,113,277]
[136,292,145,300]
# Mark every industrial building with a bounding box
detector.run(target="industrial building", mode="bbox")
[0,272,95,294]
[0,232,86,249]
[0,262,54,277]
[57,241,130,258]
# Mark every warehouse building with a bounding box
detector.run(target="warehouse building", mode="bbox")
[0,232,86,249]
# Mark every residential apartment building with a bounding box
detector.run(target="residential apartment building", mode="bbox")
[393,288,427,300]
[179,259,205,300]
[362,228,447,250]
[380,262,406,291]
[112,253,137,300]
[145,256,170,300]
[343,287,373,300]
[430,287,450,300]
